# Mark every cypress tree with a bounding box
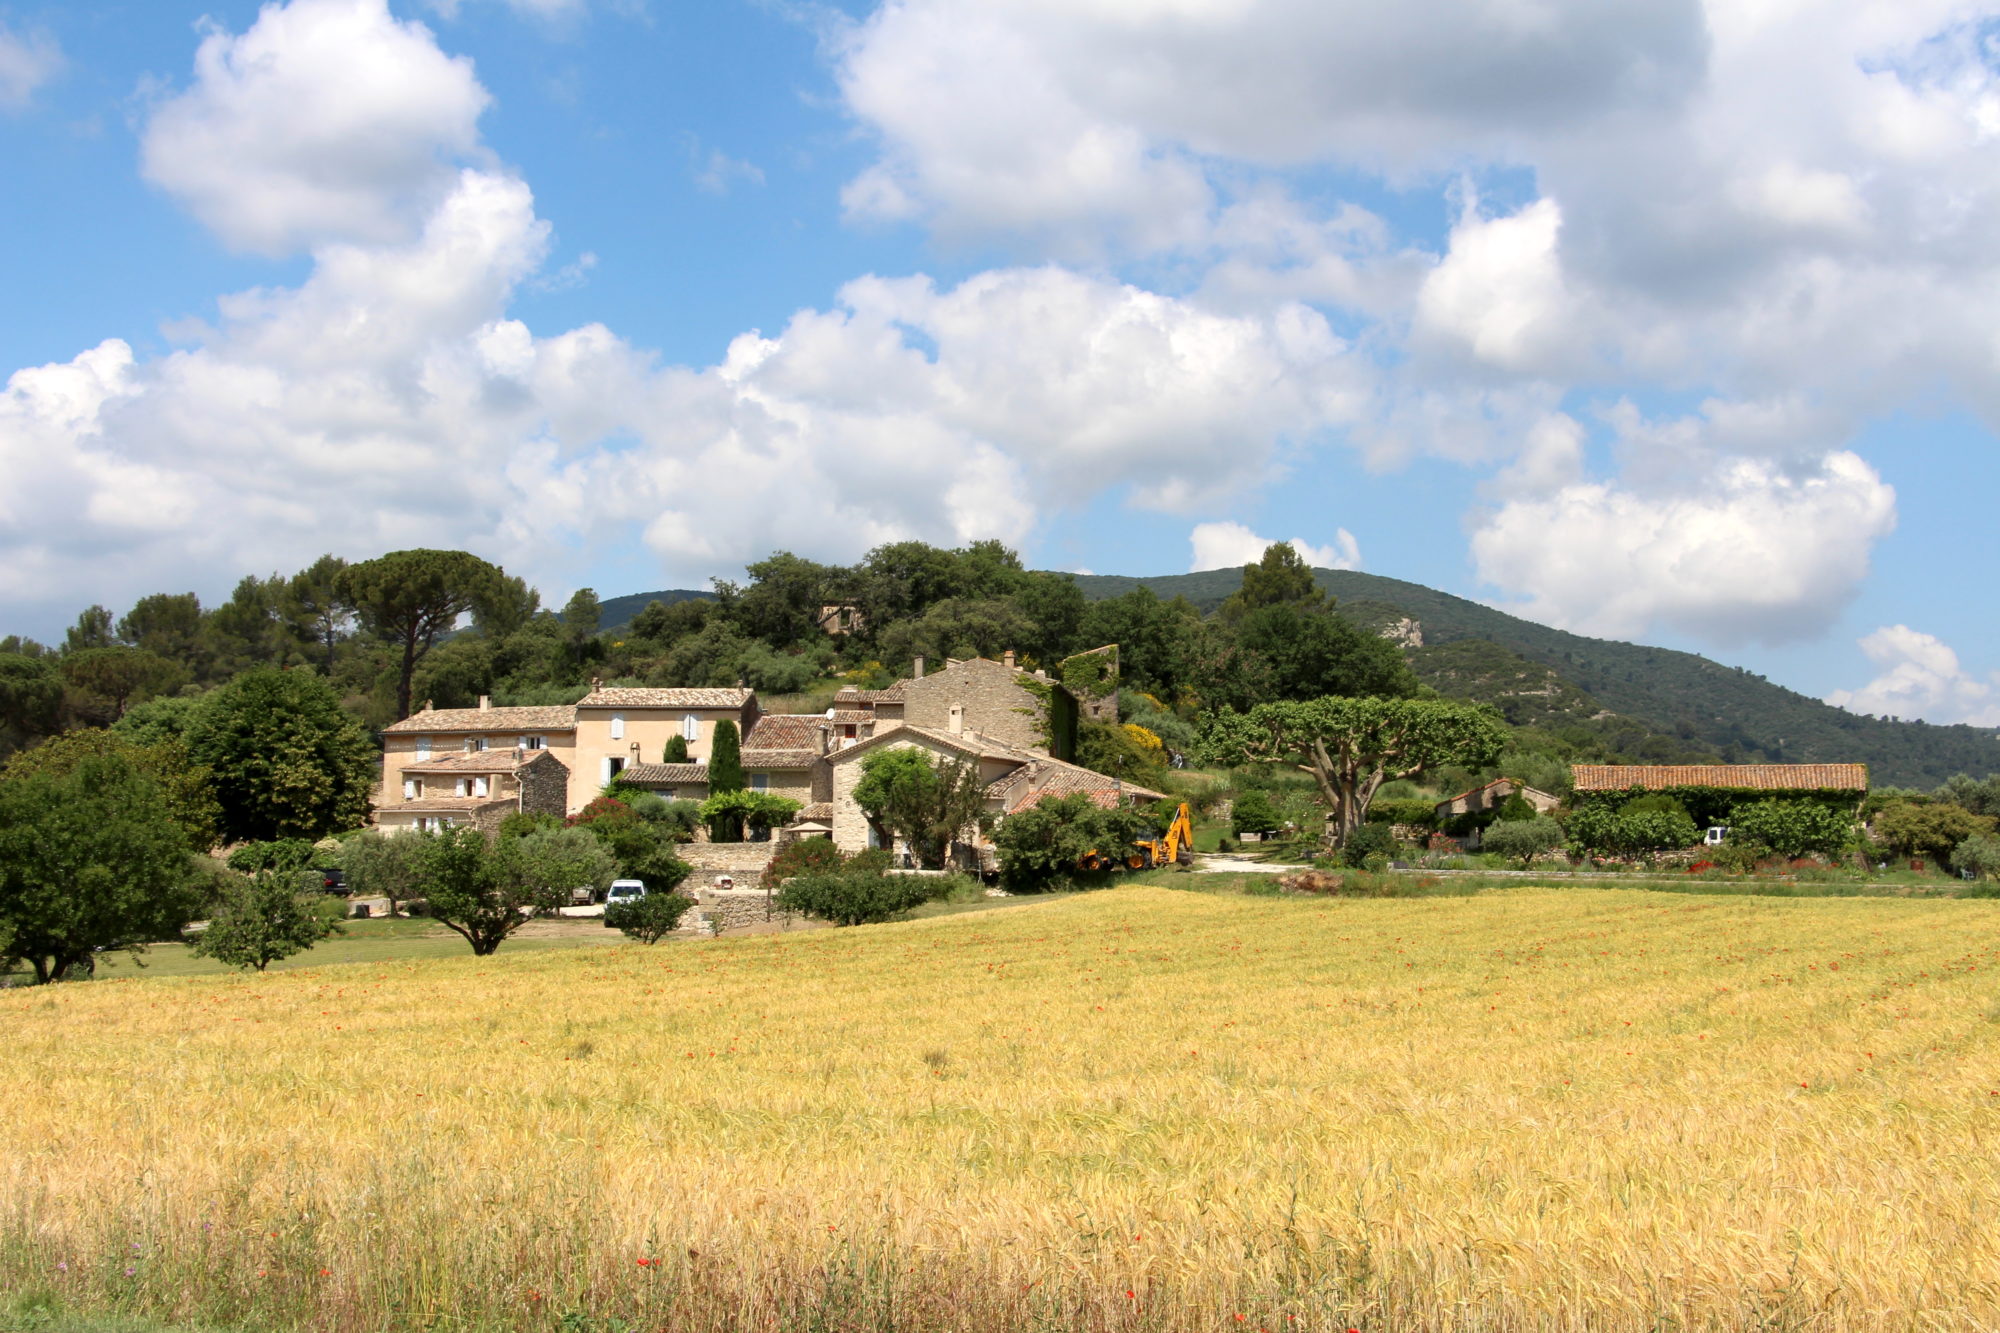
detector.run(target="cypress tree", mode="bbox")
[709,720,745,792]
[662,733,690,763]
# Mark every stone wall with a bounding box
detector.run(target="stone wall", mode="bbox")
[897,658,1049,753]
[518,751,570,817]
[678,839,779,891]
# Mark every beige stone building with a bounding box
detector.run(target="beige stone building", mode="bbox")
[571,685,758,790]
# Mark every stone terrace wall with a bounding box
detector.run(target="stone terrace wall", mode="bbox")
[678,840,779,891]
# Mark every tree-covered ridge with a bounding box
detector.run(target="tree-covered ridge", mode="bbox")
[1068,568,2000,788]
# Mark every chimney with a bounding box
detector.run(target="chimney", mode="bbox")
[589,676,602,691]
[736,675,747,689]
[478,695,491,711]
[949,702,964,735]
[1003,649,1016,669]
[421,699,434,713]
[817,724,831,757]
[913,655,925,679]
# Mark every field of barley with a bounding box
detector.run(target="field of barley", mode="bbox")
[4,884,1999,1333]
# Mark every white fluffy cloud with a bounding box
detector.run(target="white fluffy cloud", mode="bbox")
[141,0,489,255]
[1827,626,2000,726]
[0,0,1384,633]
[1189,520,1358,574]
[0,21,61,108]
[1470,450,1896,645]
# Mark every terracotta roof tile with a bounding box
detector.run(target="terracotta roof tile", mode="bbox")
[621,763,709,785]
[382,705,575,734]
[373,796,514,815]
[986,757,1166,813]
[743,749,819,770]
[794,802,833,823]
[744,714,826,749]
[826,709,872,725]
[1571,764,1868,792]
[398,751,544,774]
[577,687,752,709]
[827,725,1038,766]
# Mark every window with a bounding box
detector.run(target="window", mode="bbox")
[475,736,490,752]
[402,780,415,800]
[416,736,432,760]
[750,773,769,792]
[602,756,626,785]
[610,712,626,740]
[473,777,488,798]
[522,735,545,751]
[682,714,699,741]
[455,779,468,797]
[464,738,477,753]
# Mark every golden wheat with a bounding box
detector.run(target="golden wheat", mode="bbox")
[3,885,1997,1332]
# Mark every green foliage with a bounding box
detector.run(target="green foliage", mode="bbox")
[1481,817,1566,868]
[697,789,802,841]
[1219,542,1325,621]
[576,805,690,887]
[183,668,377,843]
[0,652,64,758]
[225,839,317,874]
[1197,604,1418,712]
[1,727,222,851]
[775,869,936,926]
[1494,791,1538,823]
[1872,800,1997,861]
[1565,805,1701,857]
[991,793,1154,891]
[1075,717,1165,783]
[187,869,343,971]
[661,733,690,763]
[709,719,745,794]
[339,549,506,720]
[1231,790,1282,836]
[604,889,695,942]
[1341,821,1397,868]
[761,836,847,889]
[1950,833,2000,880]
[852,747,992,868]
[0,751,201,983]
[1204,696,1508,844]
[339,829,428,913]
[410,825,594,955]
[1727,799,1855,858]
[1935,773,2000,817]
[1365,798,1437,829]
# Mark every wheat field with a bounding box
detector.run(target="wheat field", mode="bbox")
[3,885,1998,1332]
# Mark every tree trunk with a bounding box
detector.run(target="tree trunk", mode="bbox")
[396,632,418,721]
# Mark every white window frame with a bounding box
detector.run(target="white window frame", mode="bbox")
[610,712,626,740]
[475,736,490,752]
[682,714,699,741]
[416,736,431,760]
[473,776,488,798]
[522,734,545,751]
[455,778,468,797]
[402,779,415,800]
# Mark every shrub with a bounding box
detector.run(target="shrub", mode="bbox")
[845,847,895,876]
[188,869,343,971]
[775,871,935,926]
[1481,817,1565,868]
[1366,799,1437,829]
[1874,800,1997,861]
[1566,805,1699,857]
[1728,799,1854,859]
[1341,821,1396,868]
[566,796,635,829]
[762,836,845,889]
[1951,833,2000,881]
[992,794,1154,891]
[1231,790,1282,837]
[604,891,695,943]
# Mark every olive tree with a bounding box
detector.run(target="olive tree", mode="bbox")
[188,869,343,971]
[1204,697,1507,846]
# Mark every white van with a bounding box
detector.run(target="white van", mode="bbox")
[606,879,646,905]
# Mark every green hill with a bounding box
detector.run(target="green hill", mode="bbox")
[595,588,711,632]
[1070,569,2000,788]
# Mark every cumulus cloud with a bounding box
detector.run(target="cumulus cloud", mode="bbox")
[1827,625,2000,726]
[1470,451,1896,645]
[1190,521,1359,574]
[141,0,489,255]
[0,21,61,109]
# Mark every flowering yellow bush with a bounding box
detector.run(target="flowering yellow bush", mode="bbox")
[3,887,1997,1331]
[1121,722,1163,755]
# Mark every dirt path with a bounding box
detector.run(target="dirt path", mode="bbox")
[1193,852,1310,875]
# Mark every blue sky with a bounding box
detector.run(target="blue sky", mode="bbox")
[4,0,2000,726]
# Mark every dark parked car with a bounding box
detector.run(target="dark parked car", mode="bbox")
[311,867,348,895]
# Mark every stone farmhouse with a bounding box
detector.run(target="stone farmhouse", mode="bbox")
[369,649,1157,862]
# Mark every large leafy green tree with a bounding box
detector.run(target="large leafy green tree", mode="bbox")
[0,653,63,758]
[1218,542,1325,622]
[118,592,209,678]
[339,549,504,719]
[60,646,186,722]
[188,869,343,971]
[1872,800,1996,861]
[339,829,428,917]
[991,793,1154,891]
[3,727,222,851]
[184,668,378,843]
[286,554,353,672]
[1205,696,1508,845]
[852,747,992,868]
[0,752,202,983]
[1197,604,1417,711]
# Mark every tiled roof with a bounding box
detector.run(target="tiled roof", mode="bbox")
[1572,764,1869,793]
[743,749,819,770]
[374,796,513,814]
[834,685,905,704]
[577,687,752,709]
[621,763,709,786]
[744,714,826,749]
[398,751,540,774]
[794,802,833,823]
[382,705,576,734]
[987,758,1166,814]
[826,709,873,725]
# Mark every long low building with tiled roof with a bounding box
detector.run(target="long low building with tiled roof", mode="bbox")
[1572,764,1869,793]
